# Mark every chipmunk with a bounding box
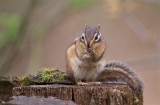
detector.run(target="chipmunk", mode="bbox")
[66,25,143,97]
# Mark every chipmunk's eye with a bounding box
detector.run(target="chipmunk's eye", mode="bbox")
[94,33,101,42]
[81,33,85,42]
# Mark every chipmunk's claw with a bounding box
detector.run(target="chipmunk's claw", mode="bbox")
[77,81,90,86]
[133,96,139,104]
[77,81,102,86]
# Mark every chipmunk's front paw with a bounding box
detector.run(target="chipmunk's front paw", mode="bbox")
[88,82,102,85]
[133,96,139,105]
[77,81,90,86]
[77,81,102,86]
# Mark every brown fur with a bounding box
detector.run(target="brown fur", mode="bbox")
[66,25,143,98]
[66,42,76,82]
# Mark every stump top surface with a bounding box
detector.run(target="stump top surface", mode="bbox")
[16,82,129,88]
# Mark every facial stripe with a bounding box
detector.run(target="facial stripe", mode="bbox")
[93,33,101,42]
[90,39,94,49]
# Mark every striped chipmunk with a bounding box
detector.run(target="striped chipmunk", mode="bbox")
[66,24,143,97]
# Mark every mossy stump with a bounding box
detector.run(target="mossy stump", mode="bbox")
[13,84,143,105]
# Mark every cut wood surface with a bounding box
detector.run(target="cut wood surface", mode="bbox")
[13,84,143,105]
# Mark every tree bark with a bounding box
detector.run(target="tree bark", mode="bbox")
[13,84,143,105]
[0,77,13,102]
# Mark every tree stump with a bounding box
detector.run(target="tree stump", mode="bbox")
[0,76,19,101]
[13,84,143,105]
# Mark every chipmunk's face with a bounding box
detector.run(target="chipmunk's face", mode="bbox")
[75,25,106,62]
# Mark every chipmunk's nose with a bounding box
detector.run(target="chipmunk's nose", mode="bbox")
[86,43,93,53]
[87,43,90,49]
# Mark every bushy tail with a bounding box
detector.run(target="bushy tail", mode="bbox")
[97,61,143,97]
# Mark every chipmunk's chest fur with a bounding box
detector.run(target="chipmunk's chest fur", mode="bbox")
[70,55,106,81]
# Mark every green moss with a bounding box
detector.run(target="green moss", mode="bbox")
[40,68,68,83]
[19,77,33,86]
[41,68,55,83]
[19,68,69,86]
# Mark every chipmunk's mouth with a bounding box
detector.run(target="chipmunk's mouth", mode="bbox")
[82,48,95,60]
[83,54,91,59]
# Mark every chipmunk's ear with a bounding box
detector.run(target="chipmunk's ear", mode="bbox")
[96,24,100,32]
[84,24,88,30]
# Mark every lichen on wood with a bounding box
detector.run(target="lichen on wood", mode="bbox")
[0,68,74,102]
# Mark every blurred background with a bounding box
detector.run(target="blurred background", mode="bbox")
[0,0,159,104]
